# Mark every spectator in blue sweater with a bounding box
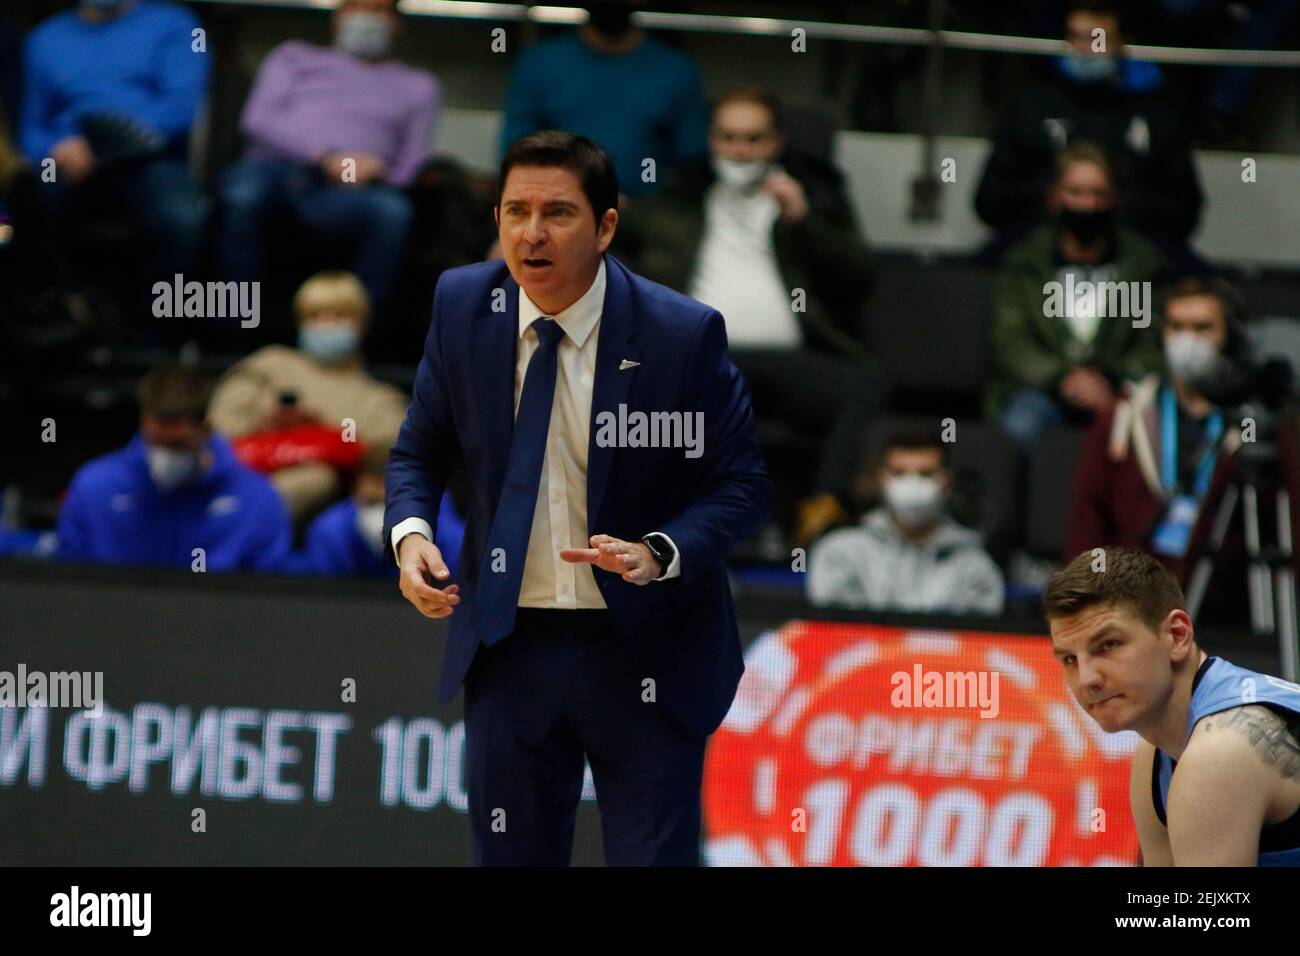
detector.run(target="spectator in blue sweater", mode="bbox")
[57,365,292,573]
[499,1,707,198]
[21,0,210,277]
[299,450,463,578]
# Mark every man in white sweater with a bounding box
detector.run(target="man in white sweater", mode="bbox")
[808,425,1004,615]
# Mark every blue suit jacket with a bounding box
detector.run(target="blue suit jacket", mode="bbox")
[384,254,771,738]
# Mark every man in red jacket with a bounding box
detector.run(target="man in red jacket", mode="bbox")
[1064,276,1282,622]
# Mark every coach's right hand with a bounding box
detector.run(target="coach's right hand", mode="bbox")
[397,534,460,619]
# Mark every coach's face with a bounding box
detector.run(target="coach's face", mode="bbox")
[495,165,617,316]
[1050,602,1192,734]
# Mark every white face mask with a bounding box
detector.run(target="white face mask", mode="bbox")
[1164,332,1223,388]
[336,12,394,60]
[355,501,386,555]
[711,156,769,189]
[882,473,945,531]
[147,446,204,492]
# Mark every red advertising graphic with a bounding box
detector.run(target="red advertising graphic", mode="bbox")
[703,622,1140,866]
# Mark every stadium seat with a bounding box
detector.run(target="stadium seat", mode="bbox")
[1024,423,1088,560]
[864,253,993,415]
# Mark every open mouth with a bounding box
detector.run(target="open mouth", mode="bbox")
[522,256,553,269]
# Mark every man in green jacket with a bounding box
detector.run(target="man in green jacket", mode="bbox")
[988,140,1168,451]
[613,85,882,542]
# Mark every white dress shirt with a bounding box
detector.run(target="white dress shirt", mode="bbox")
[391,258,681,605]
[687,180,802,349]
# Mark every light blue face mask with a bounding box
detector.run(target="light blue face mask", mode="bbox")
[1060,50,1119,84]
[299,321,361,365]
[336,12,394,60]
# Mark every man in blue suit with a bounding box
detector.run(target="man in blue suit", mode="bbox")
[384,130,770,865]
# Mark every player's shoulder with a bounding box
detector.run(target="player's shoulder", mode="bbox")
[1183,703,1299,776]
[1191,702,1297,740]
[1129,736,1158,788]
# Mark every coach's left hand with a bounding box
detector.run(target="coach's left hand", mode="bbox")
[560,534,661,585]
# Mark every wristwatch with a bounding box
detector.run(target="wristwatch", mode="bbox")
[640,533,676,580]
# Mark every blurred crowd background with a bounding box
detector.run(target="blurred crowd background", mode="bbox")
[4,0,1300,629]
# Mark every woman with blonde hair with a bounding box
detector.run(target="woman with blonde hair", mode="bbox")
[207,271,409,522]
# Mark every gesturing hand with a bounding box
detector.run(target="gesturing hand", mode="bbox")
[397,534,460,618]
[560,534,662,585]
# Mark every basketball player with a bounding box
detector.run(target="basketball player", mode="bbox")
[1044,547,1300,865]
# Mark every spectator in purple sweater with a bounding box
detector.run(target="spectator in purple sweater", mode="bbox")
[217,0,439,321]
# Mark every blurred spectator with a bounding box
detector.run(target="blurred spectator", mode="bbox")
[988,141,1167,451]
[807,426,1004,615]
[21,0,210,278]
[298,446,463,578]
[0,102,83,375]
[0,15,21,129]
[614,86,884,541]
[57,365,292,572]
[218,0,439,320]
[1,104,56,304]
[1154,0,1300,143]
[500,1,707,198]
[208,272,408,521]
[1063,277,1276,620]
[975,0,1202,261]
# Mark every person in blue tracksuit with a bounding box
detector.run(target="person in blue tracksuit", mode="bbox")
[57,365,292,573]
[300,457,464,578]
[1046,547,1300,866]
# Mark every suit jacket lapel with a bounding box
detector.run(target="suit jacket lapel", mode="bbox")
[473,273,520,506]
[587,255,640,533]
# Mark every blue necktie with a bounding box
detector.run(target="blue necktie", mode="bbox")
[476,316,567,646]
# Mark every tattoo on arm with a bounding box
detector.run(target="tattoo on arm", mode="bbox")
[1203,707,1300,782]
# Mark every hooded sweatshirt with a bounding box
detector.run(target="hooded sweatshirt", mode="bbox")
[807,507,1004,615]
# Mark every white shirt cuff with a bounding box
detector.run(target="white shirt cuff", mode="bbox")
[391,517,433,563]
[646,532,682,581]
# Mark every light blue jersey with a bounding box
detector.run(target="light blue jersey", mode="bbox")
[1153,656,1300,866]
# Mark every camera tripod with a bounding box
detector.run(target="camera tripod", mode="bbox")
[1185,427,1300,682]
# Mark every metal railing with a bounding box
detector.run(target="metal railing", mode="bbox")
[187,0,1300,68]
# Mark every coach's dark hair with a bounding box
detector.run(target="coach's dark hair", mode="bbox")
[496,130,619,228]
[137,365,212,424]
[1043,548,1185,634]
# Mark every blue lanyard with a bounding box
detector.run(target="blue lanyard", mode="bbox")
[1160,385,1223,497]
